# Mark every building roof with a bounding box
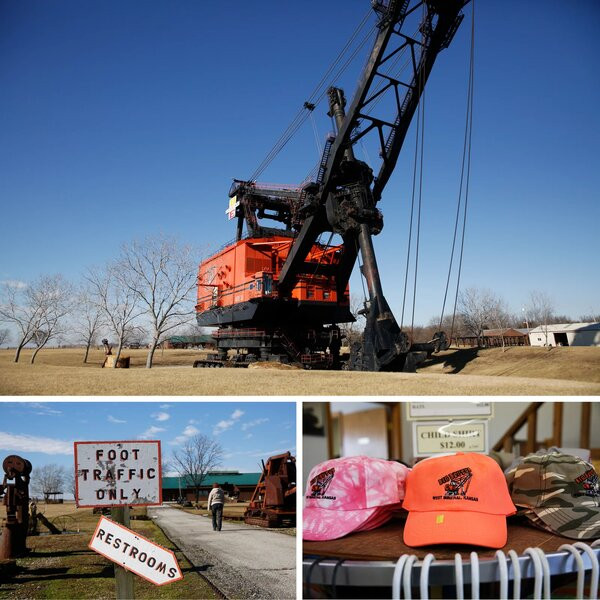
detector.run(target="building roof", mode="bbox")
[529,322,600,333]
[167,335,216,344]
[162,472,261,490]
[483,328,528,337]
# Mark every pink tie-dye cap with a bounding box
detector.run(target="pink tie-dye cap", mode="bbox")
[303,455,410,541]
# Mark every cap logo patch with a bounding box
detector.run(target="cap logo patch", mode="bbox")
[307,467,336,500]
[434,467,479,502]
[574,468,600,499]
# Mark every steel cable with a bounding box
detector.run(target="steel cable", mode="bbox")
[449,0,475,342]
[249,14,375,182]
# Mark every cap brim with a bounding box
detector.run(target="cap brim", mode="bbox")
[531,505,600,540]
[404,511,508,548]
[303,505,381,541]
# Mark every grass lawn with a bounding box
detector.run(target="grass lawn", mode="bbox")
[1,347,599,395]
[0,507,218,600]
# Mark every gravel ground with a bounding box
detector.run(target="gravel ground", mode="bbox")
[148,505,295,599]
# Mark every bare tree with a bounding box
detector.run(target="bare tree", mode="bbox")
[0,275,73,363]
[73,287,105,363]
[86,265,142,368]
[526,290,555,345]
[341,294,366,347]
[0,328,10,347]
[458,287,506,347]
[31,464,66,502]
[117,235,199,368]
[65,470,77,501]
[171,434,223,504]
[30,276,74,364]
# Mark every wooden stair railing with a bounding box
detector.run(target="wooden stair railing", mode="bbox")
[493,401,596,456]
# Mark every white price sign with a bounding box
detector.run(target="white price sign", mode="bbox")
[90,516,182,586]
[74,440,162,508]
[412,420,488,457]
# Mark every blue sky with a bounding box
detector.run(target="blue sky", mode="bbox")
[0,401,296,474]
[1,0,599,324]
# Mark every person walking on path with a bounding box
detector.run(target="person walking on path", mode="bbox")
[208,482,225,531]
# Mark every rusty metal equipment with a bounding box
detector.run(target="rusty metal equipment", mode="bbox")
[244,451,296,528]
[0,455,32,559]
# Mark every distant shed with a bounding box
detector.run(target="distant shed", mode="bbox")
[528,323,600,347]
[455,328,529,348]
[162,335,216,349]
[162,471,260,502]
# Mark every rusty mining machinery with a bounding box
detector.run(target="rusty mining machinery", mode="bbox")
[0,455,32,559]
[195,0,470,371]
[244,452,296,528]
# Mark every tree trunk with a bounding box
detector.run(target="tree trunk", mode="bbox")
[31,339,49,364]
[145,337,159,368]
[83,341,91,363]
[14,342,25,363]
[113,342,123,368]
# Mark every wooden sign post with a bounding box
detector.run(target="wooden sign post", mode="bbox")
[74,440,164,599]
[111,506,134,599]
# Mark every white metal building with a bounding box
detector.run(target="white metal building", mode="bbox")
[528,322,600,347]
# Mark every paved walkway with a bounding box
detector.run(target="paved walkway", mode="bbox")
[148,505,295,599]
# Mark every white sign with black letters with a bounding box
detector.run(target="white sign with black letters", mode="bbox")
[412,420,488,457]
[74,440,162,507]
[89,516,182,586]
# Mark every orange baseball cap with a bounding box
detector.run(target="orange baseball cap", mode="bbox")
[403,452,516,548]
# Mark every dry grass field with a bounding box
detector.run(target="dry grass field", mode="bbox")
[0,346,599,396]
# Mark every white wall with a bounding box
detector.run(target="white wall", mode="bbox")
[569,331,600,346]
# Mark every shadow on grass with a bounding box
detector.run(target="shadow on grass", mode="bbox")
[28,550,91,558]
[14,565,114,584]
[425,347,480,374]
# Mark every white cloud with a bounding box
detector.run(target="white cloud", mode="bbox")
[151,411,170,422]
[160,404,171,409]
[213,409,245,435]
[0,432,72,455]
[213,420,234,435]
[241,418,269,431]
[245,433,253,439]
[188,419,198,424]
[183,425,199,436]
[108,415,126,424]
[26,402,62,416]
[169,424,199,445]
[138,426,165,440]
[1,279,27,289]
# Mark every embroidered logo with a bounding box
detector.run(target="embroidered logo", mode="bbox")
[433,467,478,502]
[574,468,600,499]
[307,467,336,500]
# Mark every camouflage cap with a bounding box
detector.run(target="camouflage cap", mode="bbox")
[505,452,600,539]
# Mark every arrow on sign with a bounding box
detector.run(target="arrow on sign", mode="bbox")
[89,516,183,586]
